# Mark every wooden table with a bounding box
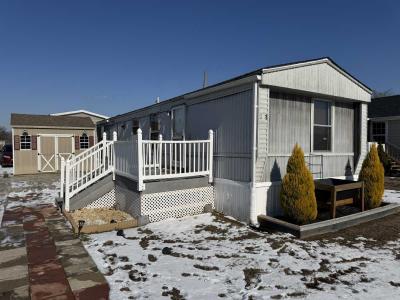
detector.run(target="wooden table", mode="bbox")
[314,178,364,219]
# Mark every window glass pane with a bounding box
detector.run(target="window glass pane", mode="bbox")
[372,122,385,135]
[372,135,385,144]
[313,126,331,151]
[80,134,89,149]
[314,100,331,125]
[173,107,185,139]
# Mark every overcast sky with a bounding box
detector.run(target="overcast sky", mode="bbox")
[0,0,399,127]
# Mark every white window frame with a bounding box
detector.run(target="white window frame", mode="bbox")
[171,105,186,140]
[20,131,31,150]
[311,99,335,153]
[80,133,89,149]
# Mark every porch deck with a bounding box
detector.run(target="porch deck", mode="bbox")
[60,129,215,216]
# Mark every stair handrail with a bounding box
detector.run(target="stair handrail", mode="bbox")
[386,141,400,162]
[62,132,117,212]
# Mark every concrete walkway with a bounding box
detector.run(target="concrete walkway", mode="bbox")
[0,203,109,299]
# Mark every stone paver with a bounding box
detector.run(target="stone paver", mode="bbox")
[0,177,109,300]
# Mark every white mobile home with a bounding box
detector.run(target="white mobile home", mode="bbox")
[61,57,371,225]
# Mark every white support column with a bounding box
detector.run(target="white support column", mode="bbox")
[112,131,117,180]
[55,136,59,171]
[60,157,65,198]
[158,134,163,172]
[37,135,41,171]
[137,128,144,191]
[208,129,214,183]
[102,132,107,172]
[65,161,70,211]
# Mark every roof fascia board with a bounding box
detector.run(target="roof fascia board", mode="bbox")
[11,125,95,129]
[262,58,372,94]
[369,116,400,121]
[51,110,109,119]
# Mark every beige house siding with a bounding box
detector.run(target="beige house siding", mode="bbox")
[13,127,96,175]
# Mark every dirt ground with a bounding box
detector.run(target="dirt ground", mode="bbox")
[385,176,400,191]
[307,177,400,245]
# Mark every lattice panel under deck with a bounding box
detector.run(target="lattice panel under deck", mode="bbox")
[141,186,214,223]
[85,189,116,209]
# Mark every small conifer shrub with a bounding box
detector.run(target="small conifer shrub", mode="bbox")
[359,144,385,209]
[280,144,317,224]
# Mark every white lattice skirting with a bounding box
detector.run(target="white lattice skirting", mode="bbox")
[141,186,214,223]
[85,189,116,209]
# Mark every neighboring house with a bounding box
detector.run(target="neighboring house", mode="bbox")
[63,57,371,225]
[10,113,96,175]
[368,95,400,145]
[51,110,108,130]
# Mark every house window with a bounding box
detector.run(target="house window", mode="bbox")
[372,122,386,144]
[20,131,31,150]
[150,114,160,140]
[80,133,89,149]
[172,106,185,140]
[313,100,332,151]
[132,120,139,135]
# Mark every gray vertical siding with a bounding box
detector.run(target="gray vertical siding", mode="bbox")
[214,178,251,223]
[186,88,253,181]
[334,102,354,153]
[268,92,312,154]
[388,120,400,147]
[261,91,358,182]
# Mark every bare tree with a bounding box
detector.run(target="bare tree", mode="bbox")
[372,89,394,99]
[0,126,11,143]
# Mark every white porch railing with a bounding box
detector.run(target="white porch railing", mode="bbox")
[61,132,117,211]
[61,129,214,211]
[114,129,214,191]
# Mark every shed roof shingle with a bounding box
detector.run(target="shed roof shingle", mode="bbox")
[10,113,95,128]
[369,95,400,118]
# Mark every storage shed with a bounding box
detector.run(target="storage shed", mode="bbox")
[11,113,96,175]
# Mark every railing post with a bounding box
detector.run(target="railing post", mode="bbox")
[158,134,162,171]
[208,129,214,183]
[60,157,65,198]
[137,128,144,191]
[112,131,117,180]
[102,132,107,172]
[65,160,70,212]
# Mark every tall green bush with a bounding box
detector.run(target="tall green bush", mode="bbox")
[280,144,317,224]
[359,144,385,209]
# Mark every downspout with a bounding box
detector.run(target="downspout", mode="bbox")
[250,78,261,226]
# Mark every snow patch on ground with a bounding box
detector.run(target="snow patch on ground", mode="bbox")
[2,176,400,300]
[83,191,400,300]
[383,189,400,204]
[0,166,13,177]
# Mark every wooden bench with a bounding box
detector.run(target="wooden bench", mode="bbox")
[314,179,364,219]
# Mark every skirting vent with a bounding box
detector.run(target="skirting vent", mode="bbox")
[85,189,116,209]
[141,186,214,222]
